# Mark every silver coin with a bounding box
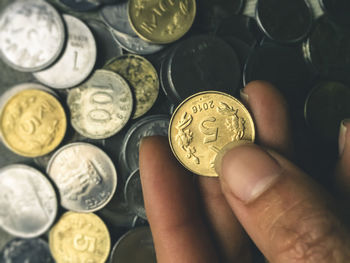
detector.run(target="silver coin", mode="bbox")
[124,169,146,220]
[85,19,123,69]
[110,28,164,55]
[100,2,137,36]
[47,142,118,212]
[67,69,133,139]
[0,238,54,263]
[0,0,65,72]
[110,227,156,263]
[121,115,170,173]
[34,14,97,89]
[0,164,57,238]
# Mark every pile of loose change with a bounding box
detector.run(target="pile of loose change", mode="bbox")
[0,0,349,262]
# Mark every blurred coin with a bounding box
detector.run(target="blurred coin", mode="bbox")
[100,2,137,36]
[49,212,110,263]
[105,54,159,119]
[110,227,156,263]
[319,0,350,27]
[164,35,241,105]
[302,16,350,84]
[194,0,245,32]
[0,238,54,263]
[132,216,148,228]
[0,164,57,238]
[0,0,65,72]
[59,0,101,12]
[256,0,313,43]
[110,29,165,55]
[0,88,67,157]
[224,36,252,75]
[304,81,350,142]
[169,91,255,177]
[128,0,196,44]
[68,69,133,139]
[243,43,313,108]
[124,169,146,220]
[47,142,117,212]
[216,15,260,46]
[86,19,123,69]
[121,115,170,174]
[34,15,97,89]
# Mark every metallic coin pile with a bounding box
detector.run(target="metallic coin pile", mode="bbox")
[0,0,349,261]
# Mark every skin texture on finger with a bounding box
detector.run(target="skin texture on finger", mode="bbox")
[139,136,219,263]
[219,144,350,263]
[335,120,350,201]
[196,80,293,261]
[243,81,293,158]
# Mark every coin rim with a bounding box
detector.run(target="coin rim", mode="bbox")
[124,168,147,220]
[168,91,255,177]
[0,0,66,72]
[0,164,58,238]
[46,142,118,212]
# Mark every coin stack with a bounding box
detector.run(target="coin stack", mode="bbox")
[0,0,349,262]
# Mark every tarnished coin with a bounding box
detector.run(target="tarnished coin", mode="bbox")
[59,0,101,12]
[256,0,313,43]
[0,238,54,263]
[195,0,245,32]
[49,212,110,263]
[121,115,170,174]
[47,142,117,212]
[34,15,97,89]
[86,19,123,69]
[110,28,165,55]
[105,54,159,119]
[110,227,156,263]
[0,165,57,238]
[169,91,255,177]
[304,81,350,142]
[302,16,350,82]
[0,0,65,72]
[124,169,146,220]
[128,0,196,44]
[319,0,350,27]
[162,35,241,105]
[100,2,137,36]
[67,69,133,139]
[0,88,67,157]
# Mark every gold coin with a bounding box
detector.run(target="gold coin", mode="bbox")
[49,212,111,263]
[128,0,196,44]
[0,89,66,157]
[104,54,159,119]
[169,91,255,177]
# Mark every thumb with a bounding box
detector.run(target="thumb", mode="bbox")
[217,143,350,263]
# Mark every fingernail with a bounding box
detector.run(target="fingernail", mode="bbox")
[214,140,252,176]
[339,119,350,157]
[219,145,282,203]
[240,89,249,104]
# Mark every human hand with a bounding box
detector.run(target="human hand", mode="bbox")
[139,81,350,263]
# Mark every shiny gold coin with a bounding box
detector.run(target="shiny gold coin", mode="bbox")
[169,91,255,177]
[0,89,66,157]
[104,54,159,119]
[128,0,196,44]
[49,212,111,263]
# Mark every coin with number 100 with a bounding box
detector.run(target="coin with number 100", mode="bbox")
[169,91,255,177]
